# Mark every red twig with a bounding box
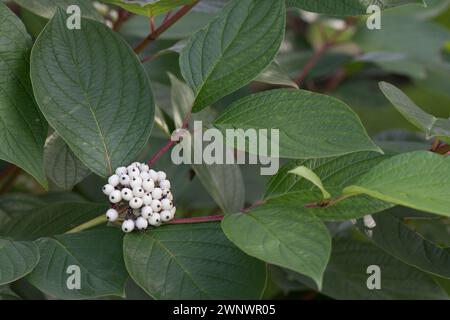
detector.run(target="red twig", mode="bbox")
[133,1,198,54]
[168,215,224,225]
[113,10,133,31]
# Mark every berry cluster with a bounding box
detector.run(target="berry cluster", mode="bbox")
[102,162,176,233]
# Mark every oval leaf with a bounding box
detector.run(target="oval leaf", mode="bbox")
[214,89,382,159]
[0,3,47,187]
[31,10,155,177]
[14,0,103,20]
[0,239,39,286]
[124,223,267,299]
[180,0,286,112]
[102,0,197,17]
[222,203,331,289]
[27,228,127,299]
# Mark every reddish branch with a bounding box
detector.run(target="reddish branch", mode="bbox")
[133,1,199,54]
[169,215,224,224]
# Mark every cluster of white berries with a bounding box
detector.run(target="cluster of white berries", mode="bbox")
[102,162,176,233]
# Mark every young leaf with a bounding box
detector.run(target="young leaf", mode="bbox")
[124,223,267,299]
[214,89,382,159]
[344,151,450,217]
[31,10,155,177]
[180,0,286,112]
[169,73,194,128]
[27,228,127,299]
[287,0,425,16]
[44,133,91,190]
[14,0,103,20]
[101,0,197,17]
[379,82,450,141]
[191,163,245,213]
[0,3,48,187]
[255,62,299,89]
[289,166,331,199]
[222,203,331,289]
[0,239,39,286]
[364,211,450,279]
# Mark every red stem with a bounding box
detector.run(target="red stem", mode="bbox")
[147,140,177,166]
[168,215,224,224]
[133,1,198,54]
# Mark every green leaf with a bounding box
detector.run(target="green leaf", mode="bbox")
[287,0,425,16]
[289,166,331,199]
[222,203,331,289]
[191,163,245,213]
[214,90,382,159]
[30,10,155,177]
[124,223,267,299]
[14,0,103,20]
[0,239,39,286]
[0,3,47,187]
[344,151,450,217]
[379,82,450,140]
[180,0,286,112]
[44,132,91,190]
[363,211,450,279]
[101,0,197,17]
[27,228,127,299]
[169,73,194,128]
[255,62,299,89]
[279,238,448,299]
[265,151,390,198]
[0,194,108,240]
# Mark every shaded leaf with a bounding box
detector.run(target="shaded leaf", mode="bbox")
[0,239,39,285]
[14,0,103,20]
[102,0,197,17]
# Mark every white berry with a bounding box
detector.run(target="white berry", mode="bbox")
[152,188,163,200]
[129,197,143,209]
[140,163,149,172]
[108,174,120,187]
[140,171,150,180]
[128,166,140,178]
[133,186,145,198]
[142,194,153,206]
[151,199,162,212]
[135,217,148,230]
[121,188,133,201]
[115,166,127,176]
[106,208,118,222]
[131,162,141,167]
[171,206,176,216]
[166,191,173,201]
[160,210,172,222]
[141,206,153,219]
[161,198,173,210]
[122,219,135,233]
[148,213,161,226]
[149,169,159,181]
[130,176,143,188]
[143,178,155,192]
[120,174,131,186]
[102,184,115,196]
[159,179,171,190]
[109,190,122,203]
[157,171,167,182]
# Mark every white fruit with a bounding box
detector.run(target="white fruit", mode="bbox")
[102,184,115,196]
[166,191,173,201]
[132,186,145,198]
[157,171,167,181]
[141,206,153,219]
[131,162,141,167]
[106,209,118,222]
[129,197,143,209]
[121,188,133,201]
[119,174,131,186]
[151,199,162,212]
[148,213,161,226]
[140,171,150,180]
[160,210,172,222]
[139,163,149,172]
[149,169,159,181]
[142,194,153,206]
[171,206,176,216]
[122,220,135,233]
[128,166,140,178]
[151,188,162,200]
[159,179,171,189]
[135,217,148,230]
[363,215,376,229]
[161,198,173,210]
[142,178,155,192]
[115,167,127,176]
[108,174,120,187]
[109,190,122,204]
[130,176,143,188]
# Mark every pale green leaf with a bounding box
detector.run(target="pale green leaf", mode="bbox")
[31,10,154,177]
[344,151,450,217]
[169,73,194,128]
[180,0,286,112]
[289,166,331,199]
[255,62,299,89]
[214,90,382,159]
[124,223,267,299]
[101,0,197,17]
[0,239,39,286]
[0,3,47,187]
[222,203,331,289]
